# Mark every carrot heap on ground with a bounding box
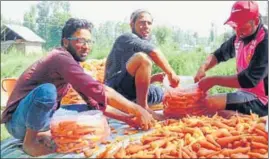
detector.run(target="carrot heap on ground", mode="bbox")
[98,113,268,158]
[61,59,106,105]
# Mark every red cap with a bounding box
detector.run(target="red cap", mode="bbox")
[224,1,259,27]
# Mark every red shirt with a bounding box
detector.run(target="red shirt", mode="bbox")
[1,47,107,123]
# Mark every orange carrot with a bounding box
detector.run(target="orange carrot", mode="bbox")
[161,154,176,158]
[212,121,233,131]
[249,136,267,145]
[150,139,168,149]
[251,149,267,154]
[248,152,267,159]
[178,145,183,158]
[216,135,241,147]
[126,144,150,154]
[253,128,268,140]
[206,135,221,148]
[230,153,249,158]
[232,140,243,148]
[197,148,216,157]
[251,141,268,149]
[83,148,94,158]
[221,147,250,156]
[191,142,201,152]
[114,147,126,158]
[74,127,95,135]
[141,136,162,145]
[198,140,220,151]
[182,150,191,158]
[183,146,197,158]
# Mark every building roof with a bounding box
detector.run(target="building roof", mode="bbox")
[2,24,45,43]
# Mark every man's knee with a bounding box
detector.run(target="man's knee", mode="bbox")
[35,83,57,103]
[133,52,152,67]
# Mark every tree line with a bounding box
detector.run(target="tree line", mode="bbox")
[2,1,267,53]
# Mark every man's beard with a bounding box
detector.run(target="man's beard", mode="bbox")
[66,44,86,62]
[132,27,151,40]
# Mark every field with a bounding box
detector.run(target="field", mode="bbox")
[1,47,236,141]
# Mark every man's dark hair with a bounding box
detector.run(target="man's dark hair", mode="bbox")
[130,9,153,24]
[61,18,94,46]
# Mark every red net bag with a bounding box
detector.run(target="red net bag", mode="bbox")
[163,83,207,118]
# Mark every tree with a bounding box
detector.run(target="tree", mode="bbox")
[153,25,173,45]
[23,5,37,33]
[34,1,71,49]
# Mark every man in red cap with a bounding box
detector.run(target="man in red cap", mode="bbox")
[194,1,268,117]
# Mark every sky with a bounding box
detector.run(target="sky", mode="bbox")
[1,1,268,37]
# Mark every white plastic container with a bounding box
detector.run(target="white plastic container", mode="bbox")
[163,75,194,90]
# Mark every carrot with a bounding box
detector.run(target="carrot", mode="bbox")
[191,142,201,152]
[150,139,168,149]
[221,147,250,156]
[83,148,94,158]
[132,153,155,158]
[114,147,126,158]
[216,135,241,147]
[141,136,162,145]
[247,136,267,145]
[251,149,267,154]
[197,148,216,157]
[177,145,182,158]
[54,137,82,144]
[253,128,268,140]
[198,140,220,151]
[232,140,243,148]
[211,129,232,138]
[181,127,196,134]
[154,148,161,158]
[182,150,191,158]
[230,153,249,158]
[206,135,221,148]
[125,144,150,154]
[74,127,95,135]
[251,141,268,149]
[212,121,234,131]
[161,154,176,158]
[161,142,177,154]
[248,152,267,159]
[183,146,197,158]
[59,120,77,129]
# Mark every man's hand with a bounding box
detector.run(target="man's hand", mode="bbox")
[146,107,166,121]
[151,72,165,83]
[134,107,155,130]
[198,76,215,92]
[167,72,180,88]
[194,68,206,83]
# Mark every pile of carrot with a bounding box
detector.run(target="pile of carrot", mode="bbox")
[98,113,268,158]
[163,86,206,118]
[51,120,106,154]
[61,59,106,105]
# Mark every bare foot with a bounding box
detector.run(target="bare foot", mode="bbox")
[37,130,56,149]
[23,129,56,157]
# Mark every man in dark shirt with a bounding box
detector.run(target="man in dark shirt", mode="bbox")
[104,9,180,120]
[194,1,268,117]
[1,18,155,157]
